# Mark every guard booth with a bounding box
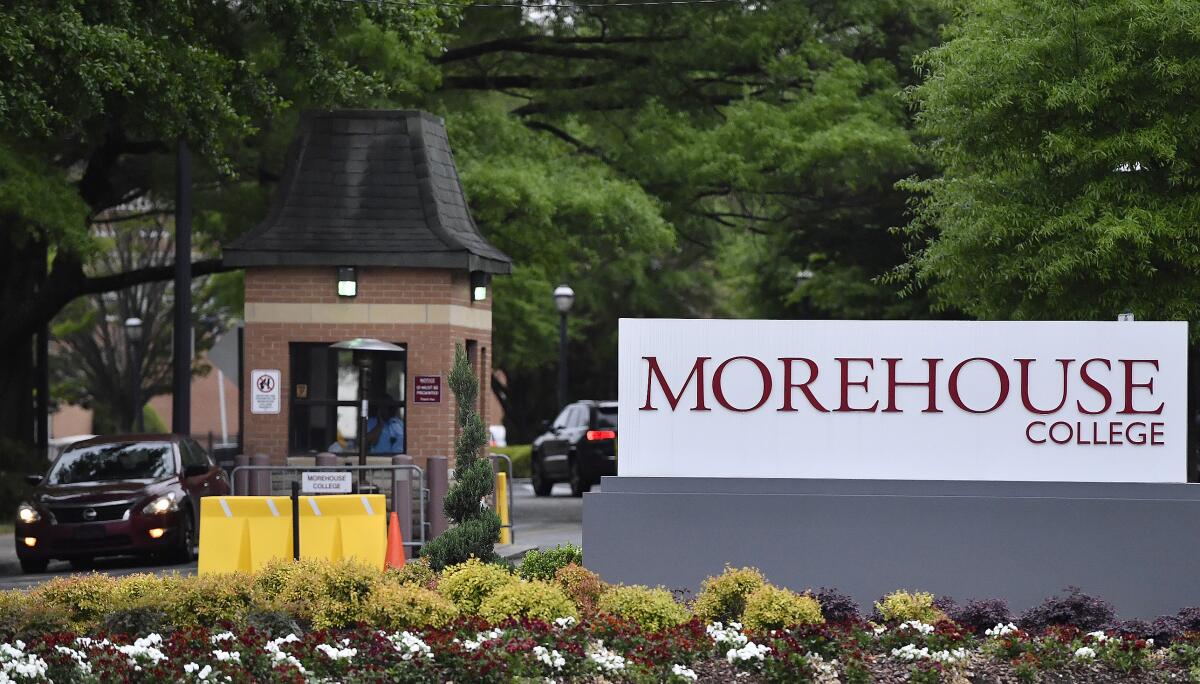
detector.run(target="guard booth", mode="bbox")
[223,110,511,477]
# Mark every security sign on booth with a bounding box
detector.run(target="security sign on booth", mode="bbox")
[617,319,1187,483]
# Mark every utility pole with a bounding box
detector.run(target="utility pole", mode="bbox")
[173,137,192,436]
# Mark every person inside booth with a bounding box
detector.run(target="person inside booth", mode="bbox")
[365,393,405,454]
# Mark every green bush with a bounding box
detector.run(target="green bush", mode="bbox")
[693,565,767,623]
[437,557,515,613]
[598,585,691,632]
[168,573,256,628]
[102,606,171,636]
[555,564,607,614]
[491,445,531,478]
[741,585,824,632]
[387,557,436,588]
[29,574,119,630]
[519,543,583,581]
[478,580,578,623]
[874,590,947,624]
[368,584,459,629]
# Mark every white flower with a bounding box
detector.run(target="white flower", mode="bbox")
[1074,646,1097,659]
[0,642,49,680]
[533,645,567,670]
[588,643,625,673]
[898,620,936,635]
[316,643,357,661]
[726,641,770,663]
[116,635,167,667]
[212,649,240,663]
[891,643,968,664]
[706,622,749,647]
[385,631,434,661]
[210,632,236,645]
[872,624,888,636]
[1086,631,1109,643]
[671,663,698,681]
[554,616,577,629]
[463,628,505,652]
[985,623,1019,637]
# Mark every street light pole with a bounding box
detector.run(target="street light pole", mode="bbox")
[125,317,144,432]
[553,285,575,408]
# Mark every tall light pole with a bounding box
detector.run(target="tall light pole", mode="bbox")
[173,137,193,437]
[554,285,575,408]
[125,317,144,432]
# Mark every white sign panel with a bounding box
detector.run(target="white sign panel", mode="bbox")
[302,471,353,494]
[250,369,281,415]
[618,319,1187,483]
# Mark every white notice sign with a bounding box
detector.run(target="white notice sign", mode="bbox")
[302,471,353,494]
[250,369,281,414]
[618,319,1187,483]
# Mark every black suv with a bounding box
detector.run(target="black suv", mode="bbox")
[530,400,617,496]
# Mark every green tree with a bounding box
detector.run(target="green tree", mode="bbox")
[421,344,501,571]
[0,0,456,448]
[899,0,1200,322]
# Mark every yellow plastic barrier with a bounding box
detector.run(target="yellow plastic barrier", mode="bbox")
[298,494,387,568]
[198,496,293,575]
[496,473,511,545]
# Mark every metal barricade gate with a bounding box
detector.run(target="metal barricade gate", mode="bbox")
[229,464,427,554]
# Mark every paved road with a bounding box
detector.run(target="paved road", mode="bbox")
[0,480,583,588]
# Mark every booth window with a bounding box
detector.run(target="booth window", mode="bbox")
[289,343,407,455]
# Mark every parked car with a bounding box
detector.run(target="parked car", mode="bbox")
[14,434,230,573]
[530,400,617,497]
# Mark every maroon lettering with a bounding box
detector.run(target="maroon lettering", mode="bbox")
[1119,360,1164,414]
[1048,421,1072,444]
[883,358,942,413]
[835,358,878,412]
[1151,422,1165,445]
[1017,358,1073,414]
[1077,358,1113,415]
[713,356,773,412]
[777,358,828,412]
[948,357,1010,413]
[1026,421,1046,444]
[640,356,711,411]
[1108,421,1124,445]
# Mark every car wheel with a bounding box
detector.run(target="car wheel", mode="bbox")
[568,458,588,497]
[69,557,95,571]
[171,509,198,564]
[531,453,553,497]
[19,557,48,574]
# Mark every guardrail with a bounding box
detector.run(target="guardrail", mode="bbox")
[229,464,427,553]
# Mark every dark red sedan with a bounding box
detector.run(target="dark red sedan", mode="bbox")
[14,434,230,573]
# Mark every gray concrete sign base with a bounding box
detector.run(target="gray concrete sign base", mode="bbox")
[583,477,1200,619]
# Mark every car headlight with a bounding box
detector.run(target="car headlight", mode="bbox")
[141,493,179,515]
[17,504,40,524]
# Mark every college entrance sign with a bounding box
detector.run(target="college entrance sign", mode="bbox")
[586,318,1199,619]
[618,319,1186,482]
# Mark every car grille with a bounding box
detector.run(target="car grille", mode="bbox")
[49,503,131,523]
[51,535,132,551]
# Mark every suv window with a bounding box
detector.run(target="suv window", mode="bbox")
[552,405,574,430]
[597,406,617,429]
[572,405,591,428]
[180,440,208,470]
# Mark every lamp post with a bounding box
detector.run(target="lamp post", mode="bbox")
[330,338,406,489]
[553,285,575,408]
[125,317,144,432]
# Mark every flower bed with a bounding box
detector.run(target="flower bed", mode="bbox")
[0,554,1198,683]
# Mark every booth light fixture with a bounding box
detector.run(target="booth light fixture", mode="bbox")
[471,271,490,302]
[337,266,357,297]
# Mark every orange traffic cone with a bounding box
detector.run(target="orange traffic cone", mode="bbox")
[385,511,406,569]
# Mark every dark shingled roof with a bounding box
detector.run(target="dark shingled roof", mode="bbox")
[224,110,511,273]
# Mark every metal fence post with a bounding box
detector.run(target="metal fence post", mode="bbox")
[392,455,413,559]
[427,456,449,540]
[233,454,249,496]
[250,454,270,496]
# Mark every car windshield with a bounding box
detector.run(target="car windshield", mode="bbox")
[597,406,618,429]
[47,442,175,485]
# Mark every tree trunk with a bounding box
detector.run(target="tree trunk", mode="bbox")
[0,238,41,450]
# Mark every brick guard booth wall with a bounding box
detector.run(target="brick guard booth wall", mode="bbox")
[583,476,1200,619]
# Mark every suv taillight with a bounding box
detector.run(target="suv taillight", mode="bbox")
[586,430,616,441]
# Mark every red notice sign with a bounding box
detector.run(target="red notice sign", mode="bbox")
[414,375,441,403]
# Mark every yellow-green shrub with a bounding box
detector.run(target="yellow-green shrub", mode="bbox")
[168,572,256,627]
[478,581,577,623]
[109,573,176,611]
[692,566,766,623]
[554,564,606,614]
[437,558,515,614]
[874,590,946,624]
[28,574,119,630]
[367,584,458,629]
[387,558,436,588]
[741,585,824,631]
[598,585,690,632]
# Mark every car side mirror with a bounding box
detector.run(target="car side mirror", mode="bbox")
[183,464,209,479]
[24,475,42,487]
[541,419,552,431]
